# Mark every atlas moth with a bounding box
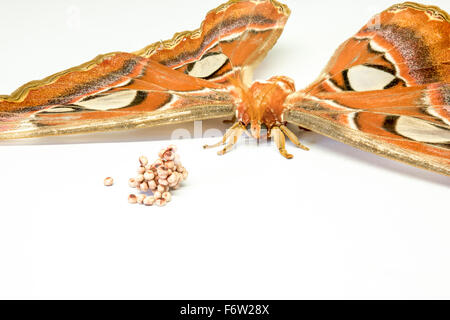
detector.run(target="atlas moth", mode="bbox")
[0,1,449,176]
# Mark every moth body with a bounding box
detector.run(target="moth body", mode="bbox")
[235,76,295,139]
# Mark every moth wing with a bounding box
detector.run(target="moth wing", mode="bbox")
[135,0,291,86]
[305,2,449,95]
[285,85,450,176]
[0,52,236,139]
[285,3,450,175]
[0,0,291,139]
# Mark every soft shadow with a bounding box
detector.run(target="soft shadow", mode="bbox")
[1,119,448,187]
[0,118,231,146]
[293,126,450,188]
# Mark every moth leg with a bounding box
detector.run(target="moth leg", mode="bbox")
[280,125,309,151]
[217,126,245,155]
[271,126,293,159]
[203,122,241,149]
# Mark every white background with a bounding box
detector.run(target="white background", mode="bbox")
[0,0,449,299]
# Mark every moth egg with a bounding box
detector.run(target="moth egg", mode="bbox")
[104,177,114,186]
[139,156,148,166]
[136,194,146,204]
[128,194,137,204]
[144,196,155,206]
[128,178,138,188]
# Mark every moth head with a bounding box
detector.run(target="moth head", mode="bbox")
[237,76,296,138]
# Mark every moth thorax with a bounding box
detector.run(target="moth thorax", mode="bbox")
[238,76,296,138]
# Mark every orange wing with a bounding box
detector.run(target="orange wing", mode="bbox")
[0,52,236,139]
[0,0,290,140]
[135,0,290,85]
[285,2,450,176]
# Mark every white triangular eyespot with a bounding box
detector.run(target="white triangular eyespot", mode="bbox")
[347,65,395,92]
[42,107,78,113]
[187,53,228,78]
[75,90,138,111]
[396,116,450,143]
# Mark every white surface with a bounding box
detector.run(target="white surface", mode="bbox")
[0,0,449,300]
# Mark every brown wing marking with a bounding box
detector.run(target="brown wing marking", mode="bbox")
[305,2,450,96]
[134,0,291,85]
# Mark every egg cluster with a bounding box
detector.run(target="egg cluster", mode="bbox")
[127,145,188,206]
